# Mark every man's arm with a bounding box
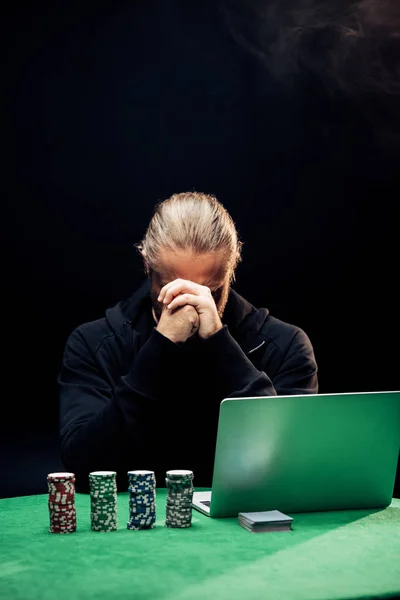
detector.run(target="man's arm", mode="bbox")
[200,325,318,398]
[270,328,318,395]
[58,326,183,482]
[156,278,317,397]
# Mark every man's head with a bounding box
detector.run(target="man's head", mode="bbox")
[135,191,243,323]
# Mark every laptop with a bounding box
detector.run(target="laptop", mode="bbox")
[192,391,400,517]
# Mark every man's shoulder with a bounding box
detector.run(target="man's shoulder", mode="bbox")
[261,314,312,355]
[74,316,112,337]
[66,317,115,355]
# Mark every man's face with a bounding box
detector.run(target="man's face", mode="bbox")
[149,250,231,325]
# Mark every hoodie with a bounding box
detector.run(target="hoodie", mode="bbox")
[58,279,318,491]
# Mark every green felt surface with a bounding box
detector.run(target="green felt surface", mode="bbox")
[0,490,399,600]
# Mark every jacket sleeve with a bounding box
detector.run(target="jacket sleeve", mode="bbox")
[58,326,184,481]
[200,325,318,398]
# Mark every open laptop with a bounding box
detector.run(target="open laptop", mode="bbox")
[192,391,400,517]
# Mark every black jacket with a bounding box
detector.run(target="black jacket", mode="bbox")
[58,279,318,491]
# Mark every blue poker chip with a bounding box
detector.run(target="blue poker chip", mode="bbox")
[127,470,157,530]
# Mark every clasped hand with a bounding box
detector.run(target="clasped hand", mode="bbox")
[158,279,223,339]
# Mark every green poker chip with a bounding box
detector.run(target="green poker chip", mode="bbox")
[89,471,118,532]
[165,470,194,528]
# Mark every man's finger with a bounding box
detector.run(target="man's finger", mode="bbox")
[160,280,205,304]
[158,279,189,302]
[167,293,203,311]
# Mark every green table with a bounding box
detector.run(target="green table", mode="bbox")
[1,490,399,600]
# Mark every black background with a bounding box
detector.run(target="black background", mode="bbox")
[1,1,399,498]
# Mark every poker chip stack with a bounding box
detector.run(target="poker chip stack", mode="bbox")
[89,471,118,532]
[127,470,156,530]
[47,472,77,534]
[165,470,194,528]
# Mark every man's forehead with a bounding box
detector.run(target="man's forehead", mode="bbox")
[153,250,228,287]
[153,270,225,287]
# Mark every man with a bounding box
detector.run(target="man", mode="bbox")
[59,191,318,491]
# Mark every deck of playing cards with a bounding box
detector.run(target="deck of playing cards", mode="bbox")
[238,510,293,533]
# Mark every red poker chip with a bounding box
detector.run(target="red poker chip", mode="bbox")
[47,485,75,494]
[48,480,75,486]
[48,502,75,513]
[47,472,75,480]
[48,502,75,509]
[49,509,76,517]
[47,472,77,534]
[48,495,75,505]
[51,518,76,524]
[48,483,75,489]
[48,491,75,499]
[49,513,76,520]
[50,517,76,527]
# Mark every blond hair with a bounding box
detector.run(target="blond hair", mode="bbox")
[134,191,244,284]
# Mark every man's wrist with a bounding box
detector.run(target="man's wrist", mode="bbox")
[155,326,179,345]
[204,323,223,339]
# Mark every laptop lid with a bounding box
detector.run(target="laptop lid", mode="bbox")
[208,391,400,517]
